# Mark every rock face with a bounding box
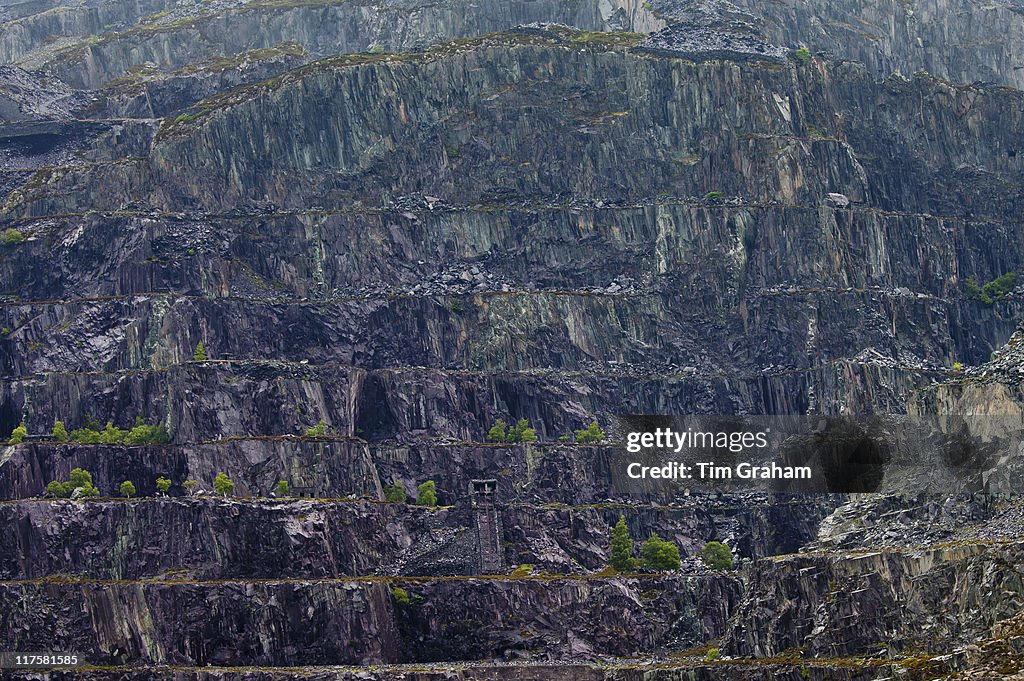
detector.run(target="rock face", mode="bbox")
[1,0,1023,679]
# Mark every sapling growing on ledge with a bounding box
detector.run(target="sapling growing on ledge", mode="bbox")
[304,420,328,437]
[701,541,734,571]
[574,420,605,443]
[8,423,26,444]
[214,472,235,497]
[487,418,537,444]
[416,480,437,506]
[383,481,406,503]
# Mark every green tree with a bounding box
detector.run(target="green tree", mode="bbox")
[640,533,681,571]
[508,418,537,444]
[983,272,1017,303]
[701,541,734,570]
[183,479,199,496]
[574,420,605,443]
[304,420,328,437]
[416,480,437,506]
[52,420,68,443]
[214,472,235,496]
[69,424,103,444]
[9,423,27,443]
[155,476,172,495]
[486,419,508,443]
[119,480,136,498]
[193,341,208,361]
[124,418,169,445]
[46,468,100,498]
[383,481,406,503]
[966,272,1017,306]
[609,515,636,572]
[794,46,811,63]
[274,480,289,496]
[1,228,25,245]
[99,421,126,444]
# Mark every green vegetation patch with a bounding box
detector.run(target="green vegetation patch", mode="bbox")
[68,417,169,445]
[568,30,646,47]
[965,272,1017,305]
[47,468,101,498]
[1,228,26,245]
[701,541,734,570]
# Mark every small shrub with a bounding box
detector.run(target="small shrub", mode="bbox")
[966,272,1017,306]
[640,533,681,571]
[794,46,811,63]
[214,472,235,496]
[703,191,725,202]
[383,481,406,503]
[69,425,103,444]
[1,228,25,245]
[952,361,963,372]
[274,480,289,496]
[704,647,722,662]
[508,418,537,444]
[99,422,127,444]
[119,480,136,498]
[510,564,535,578]
[183,479,199,495]
[193,341,208,361]
[416,480,437,506]
[609,515,636,572]
[155,476,172,495]
[305,421,328,437]
[9,423,27,444]
[574,420,605,443]
[46,468,100,498]
[450,299,464,314]
[52,420,68,443]
[390,586,411,606]
[983,272,1017,302]
[124,418,169,445]
[701,541,734,570]
[487,419,508,442]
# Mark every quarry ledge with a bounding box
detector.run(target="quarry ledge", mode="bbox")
[2,198,1017,225]
[0,654,945,679]
[1,572,735,586]
[0,357,949,384]
[0,287,989,311]
[152,28,663,139]
[0,495,829,513]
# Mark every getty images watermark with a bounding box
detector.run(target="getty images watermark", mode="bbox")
[624,427,811,481]
[608,415,1024,495]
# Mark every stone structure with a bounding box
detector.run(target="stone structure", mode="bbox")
[470,479,503,574]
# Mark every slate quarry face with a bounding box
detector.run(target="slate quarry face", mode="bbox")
[0,0,1023,679]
